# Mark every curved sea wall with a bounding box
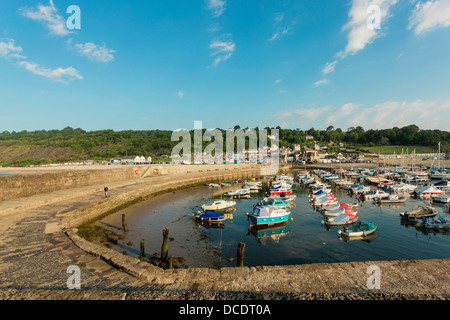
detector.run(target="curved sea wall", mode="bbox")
[1,163,449,299]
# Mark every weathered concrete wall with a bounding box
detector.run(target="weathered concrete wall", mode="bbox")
[0,163,265,202]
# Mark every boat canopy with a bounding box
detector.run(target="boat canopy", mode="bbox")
[252,206,275,218]
[200,211,225,219]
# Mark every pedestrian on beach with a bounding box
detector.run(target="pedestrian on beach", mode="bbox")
[104,186,109,198]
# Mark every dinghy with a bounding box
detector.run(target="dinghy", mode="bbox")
[338,221,377,237]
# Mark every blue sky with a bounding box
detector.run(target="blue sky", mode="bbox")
[0,0,449,132]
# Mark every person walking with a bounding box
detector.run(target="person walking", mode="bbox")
[104,186,109,198]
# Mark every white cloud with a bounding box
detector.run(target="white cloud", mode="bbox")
[272,99,449,130]
[75,42,115,63]
[408,0,450,35]
[17,60,83,84]
[314,78,329,87]
[0,38,82,84]
[275,79,282,84]
[209,35,235,66]
[207,0,226,18]
[338,0,398,58]
[19,0,71,36]
[325,103,362,125]
[0,39,25,59]
[293,106,332,121]
[322,60,337,74]
[177,91,184,98]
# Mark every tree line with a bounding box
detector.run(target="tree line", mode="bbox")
[0,124,448,166]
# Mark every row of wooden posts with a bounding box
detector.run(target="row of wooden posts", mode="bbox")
[122,214,246,267]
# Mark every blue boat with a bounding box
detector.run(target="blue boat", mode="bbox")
[247,205,291,226]
[195,211,225,222]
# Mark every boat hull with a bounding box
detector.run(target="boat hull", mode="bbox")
[249,213,290,226]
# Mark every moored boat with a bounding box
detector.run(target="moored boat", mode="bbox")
[322,213,358,226]
[195,211,225,222]
[338,221,377,237]
[399,206,439,222]
[247,205,291,226]
[374,194,406,204]
[420,215,450,229]
[201,199,236,211]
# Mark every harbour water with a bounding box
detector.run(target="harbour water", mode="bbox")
[98,171,450,268]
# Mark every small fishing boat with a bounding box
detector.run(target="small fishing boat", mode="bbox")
[320,203,352,213]
[338,221,377,237]
[364,189,389,201]
[269,183,292,195]
[388,183,417,192]
[322,207,358,217]
[206,183,221,188]
[433,180,450,191]
[195,211,225,222]
[432,195,450,204]
[322,213,358,226]
[420,215,450,229]
[247,205,291,226]
[313,195,338,207]
[399,206,439,222]
[201,199,236,211]
[224,188,251,198]
[374,194,406,204]
[269,194,296,202]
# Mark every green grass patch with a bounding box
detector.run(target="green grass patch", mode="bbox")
[359,145,436,155]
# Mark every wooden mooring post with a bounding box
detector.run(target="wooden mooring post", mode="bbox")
[161,228,169,262]
[122,214,129,232]
[237,242,245,267]
[140,239,145,258]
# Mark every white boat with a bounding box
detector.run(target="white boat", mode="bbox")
[322,213,358,226]
[201,199,236,211]
[206,183,221,188]
[434,180,450,190]
[374,194,406,204]
[267,194,296,202]
[313,195,338,207]
[364,189,389,201]
[388,183,418,192]
[322,207,358,218]
[224,188,251,198]
[432,195,450,204]
[429,170,450,179]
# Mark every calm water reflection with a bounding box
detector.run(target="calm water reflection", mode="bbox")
[98,172,450,268]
